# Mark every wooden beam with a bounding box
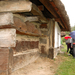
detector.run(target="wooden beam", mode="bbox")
[31,3,48,23]
[38,5,44,11]
[0,1,32,12]
[55,18,60,22]
[24,16,39,22]
[14,14,40,22]
[39,0,58,18]
[0,12,13,25]
[0,29,16,47]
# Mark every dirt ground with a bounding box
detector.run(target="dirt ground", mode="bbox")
[11,54,65,75]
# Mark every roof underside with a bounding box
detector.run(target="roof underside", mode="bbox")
[29,0,71,31]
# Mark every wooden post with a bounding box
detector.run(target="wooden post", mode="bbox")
[48,19,55,59]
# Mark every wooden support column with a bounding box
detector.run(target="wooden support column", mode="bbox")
[48,19,55,59]
[0,12,13,26]
[48,19,54,47]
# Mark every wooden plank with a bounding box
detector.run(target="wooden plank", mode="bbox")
[31,3,48,23]
[24,16,39,22]
[0,1,32,12]
[0,29,16,47]
[14,14,40,22]
[0,12,13,25]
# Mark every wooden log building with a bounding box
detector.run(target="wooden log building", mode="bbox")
[0,0,71,75]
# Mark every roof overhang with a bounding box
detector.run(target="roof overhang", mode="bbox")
[39,0,71,31]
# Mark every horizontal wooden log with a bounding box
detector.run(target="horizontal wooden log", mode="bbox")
[0,12,13,25]
[0,29,16,47]
[24,16,39,22]
[0,1,32,12]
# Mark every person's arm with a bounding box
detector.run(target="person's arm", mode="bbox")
[71,38,73,48]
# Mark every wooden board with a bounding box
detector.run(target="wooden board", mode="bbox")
[0,1,32,12]
[0,29,16,47]
[0,12,13,25]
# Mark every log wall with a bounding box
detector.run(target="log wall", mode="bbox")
[10,34,40,72]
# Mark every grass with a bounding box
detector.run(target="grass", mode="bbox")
[55,42,75,75]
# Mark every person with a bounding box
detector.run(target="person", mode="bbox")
[71,38,75,58]
[66,38,72,55]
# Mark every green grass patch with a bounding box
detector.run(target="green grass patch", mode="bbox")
[55,43,75,75]
[61,42,67,52]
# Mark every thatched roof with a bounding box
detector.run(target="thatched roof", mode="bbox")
[52,0,71,31]
[38,0,71,31]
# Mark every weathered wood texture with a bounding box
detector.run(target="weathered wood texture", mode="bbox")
[31,3,48,23]
[40,23,47,28]
[0,1,32,12]
[13,17,27,32]
[12,40,39,53]
[0,29,16,47]
[24,16,39,22]
[13,17,42,36]
[0,48,9,75]
[25,21,41,34]
[47,19,55,59]
[14,14,39,22]
[0,16,42,36]
[9,48,13,74]
[0,13,13,25]
[13,49,39,71]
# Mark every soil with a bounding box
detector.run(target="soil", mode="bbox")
[11,54,66,75]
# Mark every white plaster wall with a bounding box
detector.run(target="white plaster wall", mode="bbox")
[54,22,61,48]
